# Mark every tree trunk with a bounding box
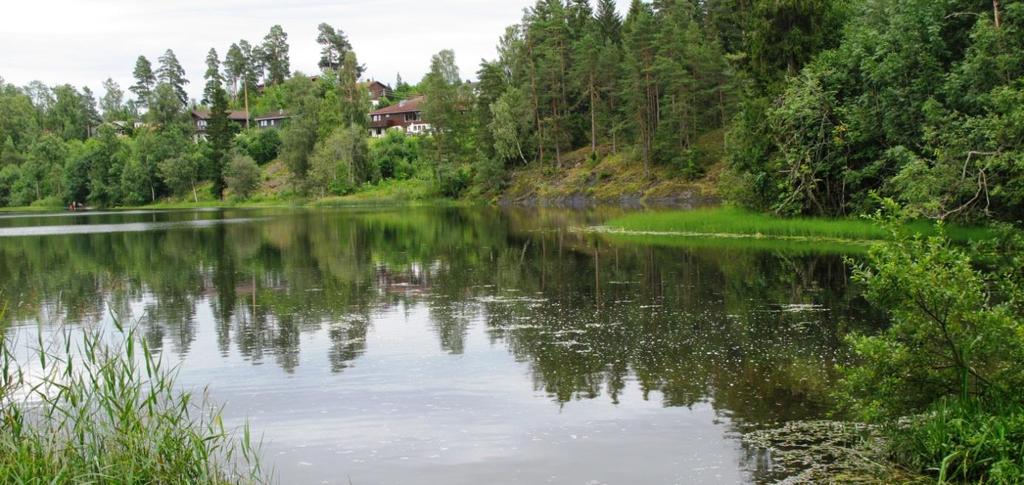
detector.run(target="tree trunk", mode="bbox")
[191,181,199,203]
[243,83,251,130]
[994,0,1002,29]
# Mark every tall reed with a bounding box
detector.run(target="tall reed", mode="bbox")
[0,316,266,484]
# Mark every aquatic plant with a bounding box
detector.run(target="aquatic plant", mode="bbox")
[0,318,265,483]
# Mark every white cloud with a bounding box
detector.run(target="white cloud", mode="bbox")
[0,0,541,101]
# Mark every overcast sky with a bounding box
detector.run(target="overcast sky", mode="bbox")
[1,0,604,102]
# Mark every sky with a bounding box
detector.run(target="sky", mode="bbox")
[0,0,575,102]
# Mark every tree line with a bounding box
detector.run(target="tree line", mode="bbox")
[0,0,1021,220]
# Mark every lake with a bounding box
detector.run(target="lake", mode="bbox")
[0,207,882,484]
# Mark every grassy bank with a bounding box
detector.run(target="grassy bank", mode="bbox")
[0,320,264,483]
[602,207,993,243]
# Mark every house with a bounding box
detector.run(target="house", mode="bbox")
[367,80,393,108]
[368,96,430,138]
[191,109,249,139]
[255,110,290,129]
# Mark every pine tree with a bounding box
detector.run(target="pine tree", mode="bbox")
[261,25,290,86]
[224,43,245,100]
[157,49,189,105]
[130,55,156,107]
[316,23,354,72]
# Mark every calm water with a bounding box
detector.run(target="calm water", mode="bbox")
[0,207,881,484]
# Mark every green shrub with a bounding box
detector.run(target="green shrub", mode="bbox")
[226,154,262,200]
[434,165,470,198]
[840,208,1024,482]
[29,195,63,208]
[237,129,282,166]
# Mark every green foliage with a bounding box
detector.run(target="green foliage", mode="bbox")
[0,324,263,483]
[237,128,281,165]
[368,130,421,181]
[842,216,1024,419]
[309,125,370,196]
[840,209,1024,482]
[130,55,156,107]
[261,25,290,86]
[85,125,129,207]
[225,154,261,200]
[890,399,1024,484]
[158,153,202,202]
[727,1,1024,221]
[434,164,470,198]
[205,87,237,199]
[279,115,318,189]
[421,49,474,167]
[156,49,189,106]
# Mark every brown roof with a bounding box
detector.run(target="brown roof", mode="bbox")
[192,109,249,121]
[369,96,423,116]
[255,110,290,121]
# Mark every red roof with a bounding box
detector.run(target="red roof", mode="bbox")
[369,96,423,116]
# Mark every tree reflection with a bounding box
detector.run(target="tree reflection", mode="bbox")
[0,207,881,426]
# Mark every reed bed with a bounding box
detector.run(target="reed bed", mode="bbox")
[0,316,265,484]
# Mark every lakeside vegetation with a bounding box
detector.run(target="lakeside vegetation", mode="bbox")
[0,319,264,483]
[603,207,994,243]
[839,213,1024,483]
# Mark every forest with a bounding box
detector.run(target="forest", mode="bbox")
[0,0,1018,222]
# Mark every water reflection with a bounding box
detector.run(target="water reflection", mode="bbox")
[0,207,880,483]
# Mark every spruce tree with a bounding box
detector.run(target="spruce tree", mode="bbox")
[203,48,224,106]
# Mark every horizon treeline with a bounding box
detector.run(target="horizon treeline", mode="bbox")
[0,0,1021,221]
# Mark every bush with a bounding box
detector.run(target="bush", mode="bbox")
[29,195,63,209]
[225,154,262,200]
[369,130,421,181]
[0,322,263,483]
[309,125,370,197]
[840,207,1024,482]
[842,217,1024,420]
[434,164,470,198]
[237,129,282,165]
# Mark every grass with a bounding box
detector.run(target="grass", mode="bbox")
[602,207,994,244]
[891,399,1024,484]
[0,317,265,484]
[599,231,873,254]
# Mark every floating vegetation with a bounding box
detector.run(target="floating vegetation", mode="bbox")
[743,420,922,484]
